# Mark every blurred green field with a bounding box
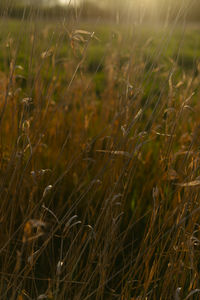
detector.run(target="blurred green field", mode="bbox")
[0,19,199,96]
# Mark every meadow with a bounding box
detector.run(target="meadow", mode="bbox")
[0,14,200,299]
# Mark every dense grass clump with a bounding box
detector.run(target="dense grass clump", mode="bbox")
[0,7,200,299]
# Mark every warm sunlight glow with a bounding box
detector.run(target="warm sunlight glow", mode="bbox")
[58,0,80,5]
[58,0,157,7]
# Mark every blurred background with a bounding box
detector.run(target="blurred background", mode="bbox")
[0,0,199,24]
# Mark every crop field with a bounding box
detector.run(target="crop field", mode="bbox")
[0,15,200,299]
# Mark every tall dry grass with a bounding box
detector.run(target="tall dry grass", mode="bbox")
[0,2,200,299]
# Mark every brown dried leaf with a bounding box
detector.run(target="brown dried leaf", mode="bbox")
[184,289,200,300]
[134,108,143,121]
[41,48,54,59]
[72,34,86,43]
[167,169,179,180]
[73,29,92,35]
[175,81,184,88]
[176,180,200,187]
[23,219,46,243]
[73,29,99,41]
[175,287,182,300]
[96,150,131,158]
